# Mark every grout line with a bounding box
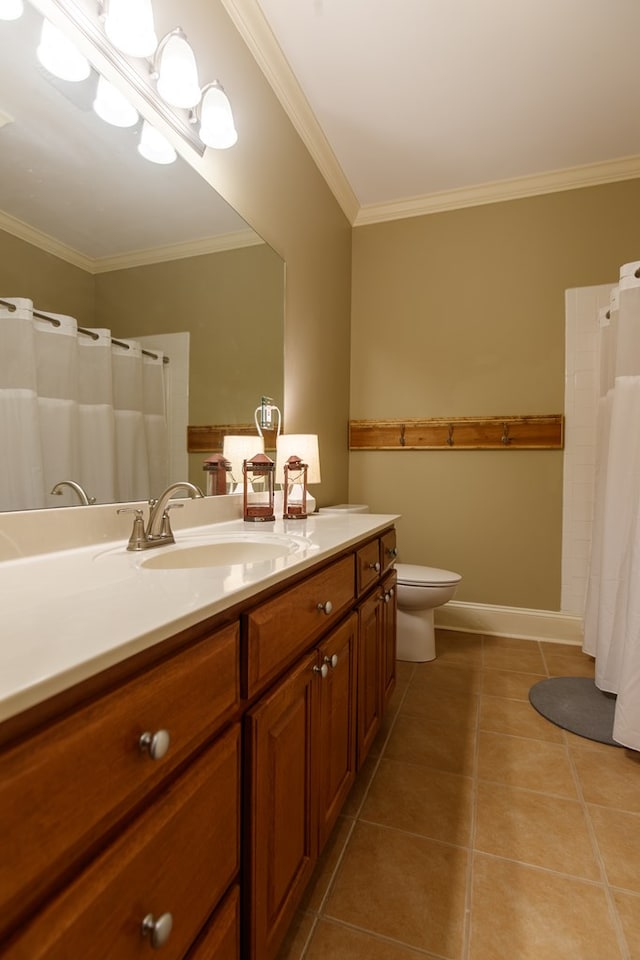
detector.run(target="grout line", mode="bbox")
[461,637,483,960]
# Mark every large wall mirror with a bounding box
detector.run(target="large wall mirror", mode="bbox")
[0,0,284,511]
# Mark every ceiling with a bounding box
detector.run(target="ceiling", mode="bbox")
[230,0,640,223]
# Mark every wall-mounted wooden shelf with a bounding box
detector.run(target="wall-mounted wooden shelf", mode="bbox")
[349,415,564,450]
[187,424,279,453]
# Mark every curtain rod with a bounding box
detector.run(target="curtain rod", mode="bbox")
[0,298,169,364]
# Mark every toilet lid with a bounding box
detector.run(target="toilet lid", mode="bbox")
[395,563,462,587]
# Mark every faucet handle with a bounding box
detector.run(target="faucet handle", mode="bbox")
[158,502,183,539]
[117,507,146,551]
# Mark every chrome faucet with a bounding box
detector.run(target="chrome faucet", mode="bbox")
[50,480,96,506]
[118,481,204,551]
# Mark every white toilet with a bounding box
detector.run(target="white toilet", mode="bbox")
[395,564,462,662]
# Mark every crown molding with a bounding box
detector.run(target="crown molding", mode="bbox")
[354,154,640,226]
[0,209,94,272]
[220,0,359,224]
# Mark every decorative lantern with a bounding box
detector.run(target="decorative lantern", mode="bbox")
[202,453,231,496]
[242,452,275,522]
[283,455,308,519]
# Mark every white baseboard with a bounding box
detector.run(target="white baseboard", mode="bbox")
[435,600,583,646]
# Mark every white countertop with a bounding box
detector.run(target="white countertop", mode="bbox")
[0,513,398,723]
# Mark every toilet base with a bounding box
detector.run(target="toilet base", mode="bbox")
[397,607,436,662]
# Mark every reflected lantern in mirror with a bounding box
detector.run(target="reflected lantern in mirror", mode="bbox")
[203,453,231,496]
[243,452,275,522]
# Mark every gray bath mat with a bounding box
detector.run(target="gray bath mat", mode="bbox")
[529,677,621,747]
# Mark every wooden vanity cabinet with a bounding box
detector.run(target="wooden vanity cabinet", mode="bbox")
[245,613,358,960]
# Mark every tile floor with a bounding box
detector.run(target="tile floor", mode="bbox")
[276,631,640,960]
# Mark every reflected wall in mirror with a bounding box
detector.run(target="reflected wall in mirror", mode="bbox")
[0,0,284,511]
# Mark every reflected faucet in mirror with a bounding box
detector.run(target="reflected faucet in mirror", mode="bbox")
[50,481,96,506]
[118,481,204,551]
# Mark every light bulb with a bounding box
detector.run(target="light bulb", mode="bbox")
[93,76,138,127]
[137,121,176,165]
[0,0,23,21]
[36,18,91,82]
[156,31,201,109]
[199,83,238,149]
[103,0,157,58]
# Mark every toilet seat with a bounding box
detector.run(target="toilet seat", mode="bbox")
[395,563,461,587]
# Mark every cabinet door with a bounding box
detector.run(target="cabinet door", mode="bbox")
[316,614,357,852]
[357,591,383,767]
[381,570,397,711]
[246,651,318,960]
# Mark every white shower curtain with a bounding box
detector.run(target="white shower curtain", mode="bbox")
[0,297,169,510]
[583,261,640,751]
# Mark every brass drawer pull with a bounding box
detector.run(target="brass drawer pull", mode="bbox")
[141,911,173,948]
[139,729,171,760]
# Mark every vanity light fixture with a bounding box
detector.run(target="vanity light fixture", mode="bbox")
[137,119,176,164]
[0,0,23,20]
[153,28,201,110]
[100,0,157,59]
[93,75,139,127]
[196,82,238,150]
[36,18,91,82]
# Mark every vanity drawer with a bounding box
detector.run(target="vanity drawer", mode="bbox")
[381,528,397,573]
[243,554,355,698]
[356,538,382,595]
[4,724,241,960]
[186,885,240,960]
[0,621,240,936]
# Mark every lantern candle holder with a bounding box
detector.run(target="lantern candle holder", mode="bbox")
[283,455,308,519]
[202,453,231,496]
[243,452,275,521]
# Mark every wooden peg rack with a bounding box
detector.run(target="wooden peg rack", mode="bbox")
[187,423,279,453]
[348,415,563,451]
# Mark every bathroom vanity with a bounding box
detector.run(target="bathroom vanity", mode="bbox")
[0,510,397,960]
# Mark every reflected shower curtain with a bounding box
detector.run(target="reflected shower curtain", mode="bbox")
[583,261,640,751]
[0,297,169,510]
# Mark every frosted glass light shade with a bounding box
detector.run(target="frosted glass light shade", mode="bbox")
[137,121,176,164]
[223,435,265,482]
[0,0,23,21]
[156,31,201,109]
[199,83,238,149]
[37,19,90,82]
[275,435,321,484]
[103,0,157,58]
[93,76,138,127]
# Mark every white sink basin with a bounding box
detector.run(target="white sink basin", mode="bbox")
[140,539,292,570]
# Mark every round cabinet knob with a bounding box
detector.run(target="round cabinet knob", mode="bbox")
[313,663,329,679]
[141,912,173,948]
[368,561,381,572]
[139,729,171,760]
[317,600,333,616]
[387,546,398,558]
[323,653,339,669]
[382,591,390,604]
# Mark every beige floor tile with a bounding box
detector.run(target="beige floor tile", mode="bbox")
[572,743,640,812]
[385,712,476,775]
[475,780,600,879]
[482,668,544,701]
[342,755,378,817]
[613,889,640,960]
[361,757,473,845]
[275,910,316,960]
[305,919,431,960]
[434,630,484,666]
[410,659,483,697]
[301,816,354,913]
[482,637,546,675]
[477,731,577,797]
[400,682,478,730]
[589,805,640,893]
[543,649,596,678]
[470,854,623,960]
[395,660,417,683]
[479,694,563,742]
[324,821,468,958]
